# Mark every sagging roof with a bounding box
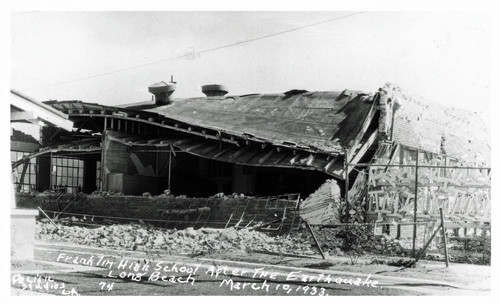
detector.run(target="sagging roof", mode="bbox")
[106,131,345,177]
[41,83,490,173]
[126,89,376,154]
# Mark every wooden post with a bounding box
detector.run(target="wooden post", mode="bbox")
[345,149,349,211]
[439,207,450,267]
[168,145,172,190]
[412,149,419,256]
[37,207,60,231]
[49,152,53,190]
[412,221,441,265]
[17,160,29,192]
[100,117,107,191]
[224,213,233,229]
[306,221,326,259]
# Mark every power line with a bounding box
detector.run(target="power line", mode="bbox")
[11,11,39,16]
[28,11,367,89]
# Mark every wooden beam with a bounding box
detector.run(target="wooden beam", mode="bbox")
[197,144,220,155]
[241,150,262,163]
[184,141,207,152]
[346,102,377,161]
[172,138,198,147]
[147,138,170,145]
[16,160,30,192]
[348,130,378,173]
[48,128,63,142]
[303,154,315,166]
[213,146,235,159]
[228,147,249,161]
[10,91,73,131]
[273,152,288,165]
[384,143,399,172]
[258,150,275,165]
[10,111,37,122]
[289,153,301,164]
[74,118,91,133]
[324,156,338,172]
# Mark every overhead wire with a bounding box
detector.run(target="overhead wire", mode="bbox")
[27,11,367,89]
[11,11,39,16]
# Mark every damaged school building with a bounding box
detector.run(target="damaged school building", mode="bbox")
[12,82,491,236]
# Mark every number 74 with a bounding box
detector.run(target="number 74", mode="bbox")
[99,282,115,291]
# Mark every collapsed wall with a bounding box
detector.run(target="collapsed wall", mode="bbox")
[299,179,341,225]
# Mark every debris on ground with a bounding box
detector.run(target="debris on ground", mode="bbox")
[36,217,490,265]
[296,227,407,257]
[370,257,416,268]
[36,220,314,255]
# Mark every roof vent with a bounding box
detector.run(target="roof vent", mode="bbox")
[148,81,176,106]
[202,84,228,97]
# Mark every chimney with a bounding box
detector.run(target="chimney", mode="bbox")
[148,81,176,105]
[202,84,228,97]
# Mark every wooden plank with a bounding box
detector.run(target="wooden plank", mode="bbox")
[346,102,377,161]
[273,152,289,165]
[16,160,29,192]
[257,150,275,165]
[147,137,170,145]
[241,150,262,163]
[172,138,198,147]
[324,156,338,172]
[10,111,37,121]
[384,143,399,172]
[289,153,302,165]
[184,141,208,152]
[228,147,250,161]
[348,130,378,171]
[213,146,236,159]
[196,143,220,155]
[306,221,326,259]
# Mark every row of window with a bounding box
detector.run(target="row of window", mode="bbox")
[52,156,84,190]
[11,152,101,192]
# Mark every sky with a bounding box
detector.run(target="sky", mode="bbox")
[10,11,491,122]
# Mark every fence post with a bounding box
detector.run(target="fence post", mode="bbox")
[306,221,326,259]
[439,207,450,267]
[345,149,349,211]
[412,149,419,256]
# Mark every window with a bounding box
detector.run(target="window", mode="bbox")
[96,160,101,190]
[11,151,37,192]
[51,156,84,192]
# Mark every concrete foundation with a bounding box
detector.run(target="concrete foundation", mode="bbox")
[11,208,39,261]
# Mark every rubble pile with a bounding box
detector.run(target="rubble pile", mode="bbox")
[296,228,406,256]
[361,234,406,255]
[36,221,314,255]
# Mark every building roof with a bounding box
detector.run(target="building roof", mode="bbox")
[10,89,74,131]
[41,84,490,175]
[127,89,375,154]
